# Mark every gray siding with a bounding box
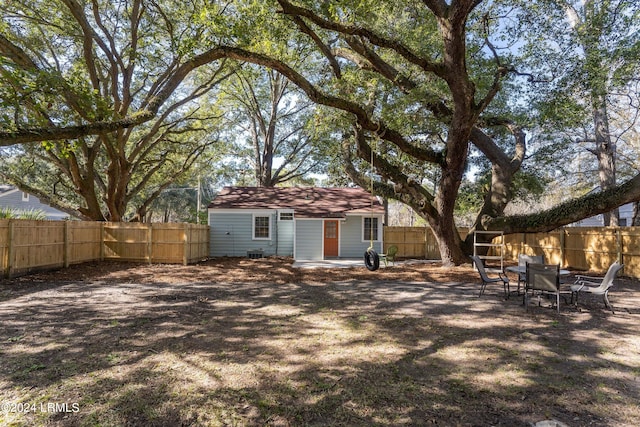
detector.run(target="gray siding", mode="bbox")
[572,202,635,226]
[340,215,382,257]
[0,189,68,220]
[210,210,383,260]
[276,216,294,256]
[295,220,323,260]
[209,211,279,257]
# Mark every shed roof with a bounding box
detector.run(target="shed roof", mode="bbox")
[208,186,385,219]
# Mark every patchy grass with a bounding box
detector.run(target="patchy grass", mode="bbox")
[1,257,640,426]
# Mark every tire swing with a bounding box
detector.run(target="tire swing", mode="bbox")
[363,130,380,272]
[364,247,380,271]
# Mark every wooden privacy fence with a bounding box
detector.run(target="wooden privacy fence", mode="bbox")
[0,220,209,278]
[384,225,640,279]
[383,226,469,260]
[502,227,640,278]
[383,227,429,259]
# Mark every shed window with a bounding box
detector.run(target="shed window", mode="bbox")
[22,192,29,202]
[363,217,380,242]
[279,212,294,221]
[253,215,271,239]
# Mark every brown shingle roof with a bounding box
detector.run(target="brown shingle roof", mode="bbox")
[208,186,384,218]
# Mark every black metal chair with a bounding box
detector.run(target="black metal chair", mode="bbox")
[470,255,510,299]
[525,263,563,312]
[517,254,544,295]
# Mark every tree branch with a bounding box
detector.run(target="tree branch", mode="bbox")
[219,47,445,165]
[0,47,228,145]
[277,0,447,78]
[289,14,341,78]
[486,174,640,233]
[348,125,437,214]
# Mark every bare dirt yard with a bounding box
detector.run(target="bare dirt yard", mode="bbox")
[1,257,639,427]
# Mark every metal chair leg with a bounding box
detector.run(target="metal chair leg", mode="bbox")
[604,293,615,314]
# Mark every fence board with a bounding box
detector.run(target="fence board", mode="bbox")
[564,227,618,271]
[68,222,103,265]
[0,220,8,274]
[384,226,469,260]
[11,220,65,276]
[103,222,151,262]
[621,227,640,279]
[0,219,209,277]
[386,225,640,279]
[383,226,427,258]
[186,223,210,264]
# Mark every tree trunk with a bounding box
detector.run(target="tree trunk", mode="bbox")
[261,132,274,186]
[427,214,468,266]
[592,95,619,226]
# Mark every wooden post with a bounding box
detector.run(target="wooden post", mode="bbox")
[148,224,153,264]
[6,220,14,278]
[64,221,70,268]
[183,224,189,266]
[616,227,622,265]
[559,229,566,268]
[100,222,105,261]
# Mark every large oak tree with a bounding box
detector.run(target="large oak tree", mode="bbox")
[1,0,639,264]
[0,0,232,220]
[234,0,638,265]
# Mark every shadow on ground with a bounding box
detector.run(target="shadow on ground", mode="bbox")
[1,259,639,426]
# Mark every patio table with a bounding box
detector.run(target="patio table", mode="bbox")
[506,265,573,298]
[505,265,571,276]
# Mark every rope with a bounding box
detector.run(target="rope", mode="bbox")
[368,125,380,251]
[364,123,382,271]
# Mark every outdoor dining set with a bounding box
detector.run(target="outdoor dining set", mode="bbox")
[471,255,624,313]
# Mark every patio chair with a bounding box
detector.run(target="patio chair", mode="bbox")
[525,263,564,313]
[516,254,544,295]
[380,245,398,267]
[570,262,623,314]
[470,255,510,299]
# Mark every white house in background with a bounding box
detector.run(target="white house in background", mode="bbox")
[0,185,70,220]
[208,186,385,260]
[571,202,635,227]
[568,186,637,227]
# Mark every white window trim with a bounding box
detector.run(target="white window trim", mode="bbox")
[362,216,382,243]
[252,213,272,240]
[22,192,29,202]
[278,209,294,221]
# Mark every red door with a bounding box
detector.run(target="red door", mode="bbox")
[324,220,339,257]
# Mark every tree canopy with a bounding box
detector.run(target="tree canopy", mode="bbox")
[219,65,326,187]
[0,0,233,220]
[510,0,640,225]
[1,0,639,264]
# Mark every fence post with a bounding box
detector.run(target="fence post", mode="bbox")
[100,222,105,261]
[6,220,14,278]
[559,229,566,268]
[616,227,622,265]
[148,224,153,264]
[64,221,70,268]
[183,224,189,266]
[423,226,428,259]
